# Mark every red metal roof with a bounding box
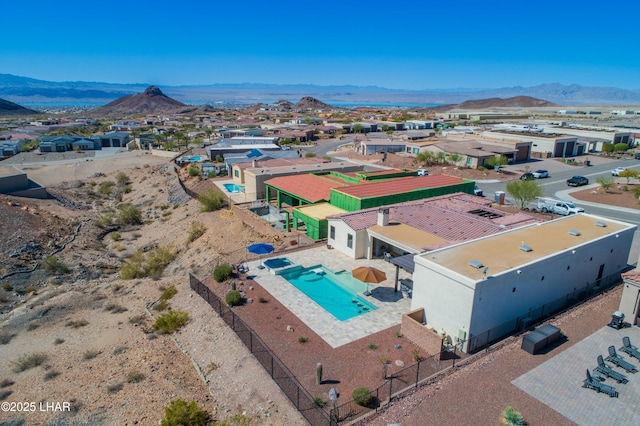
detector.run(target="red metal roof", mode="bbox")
[265,174,350,203]
[334,175,465,199]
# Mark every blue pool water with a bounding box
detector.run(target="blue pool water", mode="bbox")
[222,183,245,193]
[263,258,293,269]
[182,155,205,162]
[281,265,377,321]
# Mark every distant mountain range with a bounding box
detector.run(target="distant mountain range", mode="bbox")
[1,73,639,106]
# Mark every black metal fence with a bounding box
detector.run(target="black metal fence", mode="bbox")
[189,274,330,425]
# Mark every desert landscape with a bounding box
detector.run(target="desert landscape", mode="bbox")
[0,150,306,425]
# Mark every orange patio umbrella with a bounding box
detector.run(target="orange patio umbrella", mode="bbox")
[352,266,386,296]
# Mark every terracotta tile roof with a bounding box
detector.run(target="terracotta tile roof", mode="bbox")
[265,174,351,203]
[329,193,539,246]
[334,175,466,199]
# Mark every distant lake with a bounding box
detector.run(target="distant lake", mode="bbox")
[21,99,443,109]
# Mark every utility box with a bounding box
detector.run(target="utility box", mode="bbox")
[521,324,561,354]
[494,191,505,205]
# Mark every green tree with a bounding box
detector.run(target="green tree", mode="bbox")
[506,179,544,209]
[160,399,208,426]
[485,155,508,169]
[416,151,434,166]
[447,153,462,165]
[614,143,629,152]
[198,188,224,212]
[596,176,615,192]
[352,123,364,133]
[618,168,640,184]
[602,143,614,154]
[118,204,143,225]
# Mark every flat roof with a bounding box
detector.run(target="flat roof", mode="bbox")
[420,214,634,281]
[334,175,466,199]
[294,203,347,220]
[246,161,359,176]
[369,222,447,252]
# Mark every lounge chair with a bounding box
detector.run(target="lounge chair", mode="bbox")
[596,355,629,384]
[236,262,249,275]
[582,369,619,398]
[606,345,638,373]
[620,336,640,361]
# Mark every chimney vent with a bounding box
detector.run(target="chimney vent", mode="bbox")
[377,208,390,226]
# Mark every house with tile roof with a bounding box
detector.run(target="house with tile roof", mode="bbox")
[265,172,476,239]
[326,192,538,260]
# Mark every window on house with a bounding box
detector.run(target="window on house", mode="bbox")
[330,226,335,240]
[347,234,353,249]
[234,169,239,177]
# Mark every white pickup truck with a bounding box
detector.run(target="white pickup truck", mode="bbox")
[536,197,584,215]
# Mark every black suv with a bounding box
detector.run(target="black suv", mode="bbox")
[567,176,589,187]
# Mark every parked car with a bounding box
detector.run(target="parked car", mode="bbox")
[635,152,640,160]
[532,170,549,179]
[567,176,589,187]
[417,168,429,176]
[520,172,535,180]
[473,185,483,197]
[537,197,584,215]
[611,167,627,176]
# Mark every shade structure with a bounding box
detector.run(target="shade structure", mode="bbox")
[352,266,386,296]
[247,243,274,255]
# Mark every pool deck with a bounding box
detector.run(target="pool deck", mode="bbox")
[214,179,247,204]
[247,246,413,348]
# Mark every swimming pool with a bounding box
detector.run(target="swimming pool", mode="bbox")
[222,183,245,193]
[181,155,206,162]
[264,257,293,269]
[281,265,377,321]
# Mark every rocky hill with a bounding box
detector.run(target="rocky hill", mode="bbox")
[433,96,559,112]
[93,86,186,115]
[295,96,332,110]
[0,98,40,116]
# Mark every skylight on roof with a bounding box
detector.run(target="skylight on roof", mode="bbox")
[469,260,484,269]
[467,209,503,219]
[568,229,581,236]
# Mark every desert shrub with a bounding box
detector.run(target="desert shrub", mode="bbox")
[162,211,172,217]
[115,172,129,186]
[188,165,201,177]
[313,396,326,408]
[198,188,224,212]
[65,319,89,328]
[154,309,189,333]
[161,399,208,426]
[304,152,317,158]
[82,350,99,361]
[54,338,65,345]
[43,370,60,381]
[44,256,70,274]
[104,304,128,314]
[0,333,16,345]
[0,390,12,400]
[258,297,267,303]
[27,322,40,331]
[107,382,124,394]
[12,353,48,373]
[112,346,127,355]
[596,176,615,192]
[501,406,525,425]
[352,386,373,407]
[154,299,169,311]
[98,181,116,196]
[214,264,234,282]
[298,336,308,344]
[187,221,206,244]
[25,286,36,294]
[110,232,122,241]
[126,371,145,383]
[207,171,216,178]
[2,283,13,291]
[128,314,147,326]
[0,379,14,388]
[96,211,115,228]
[614,143,629,152]
[225,290,242,307]
[215,154,224,163]
[161,286,178,301]
[412,349,422,362]
[477,166,487,172]
[120,245,177,280]
[117,203,142,225]
[368,343,378,350]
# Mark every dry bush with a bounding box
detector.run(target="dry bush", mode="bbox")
[65,319,89,328]
[12,353,48,373]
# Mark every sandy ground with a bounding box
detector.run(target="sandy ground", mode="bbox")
[0,150,304,425]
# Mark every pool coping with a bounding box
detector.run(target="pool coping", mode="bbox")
[248,247,412,348]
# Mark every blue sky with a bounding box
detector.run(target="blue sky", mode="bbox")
[2,0,639,90]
